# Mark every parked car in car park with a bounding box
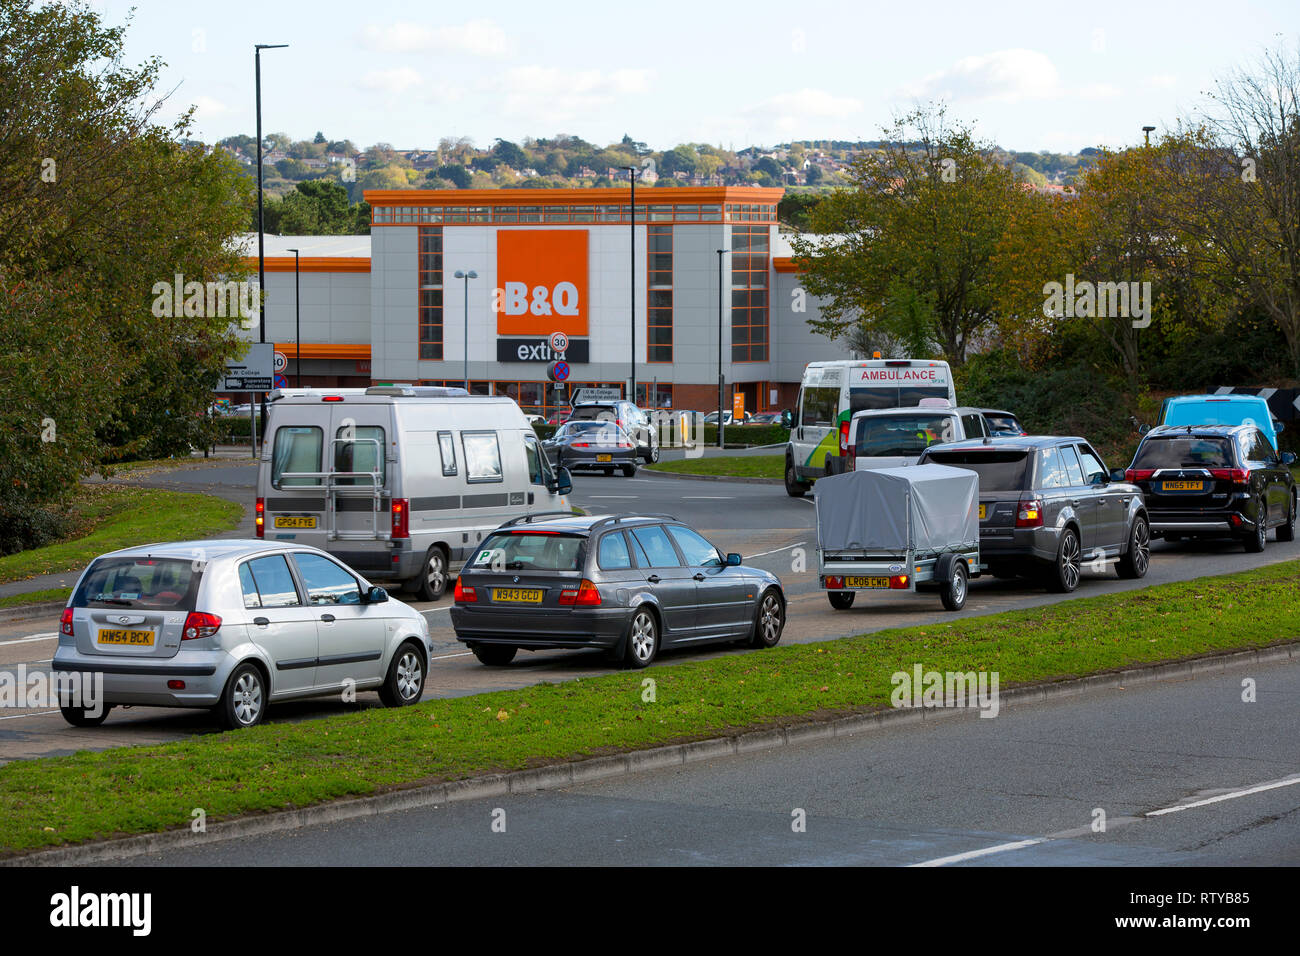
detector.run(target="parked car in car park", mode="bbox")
[568,401,660,463]
[450,512,786,669]
[919,436,1150,592]
[1125,424,1296,552]
[845,403,992,472]
[53,540,434,730]
[705,410,754,426]
[541,420,641,476]
[750,412,783,425]
[257,385,572,603]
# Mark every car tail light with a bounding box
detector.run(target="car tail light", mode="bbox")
[60,608,73,636]
[168,680,186,690]
[618,442,633,450]
[391,498,409,538]
[573,442,590,448]
[1230,513,1243,527]
[839,420,850,453]
[182,612,222,640]
[1125,469,1155,482]
[558,579,601,606]
[453,577,476,602]
[321,395,344,402]
[1016,498,1044,528]
[255,497,265,538]
[1210,468,1250,484]
[823,575,844,589]
[888,574,910,589]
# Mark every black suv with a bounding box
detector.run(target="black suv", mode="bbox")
[450,512,785,668]
[568,401,660,463]
[920,436,1150,592]
[1125,424,1296,552]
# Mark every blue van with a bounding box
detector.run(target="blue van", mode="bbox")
[1154,395,1285,452]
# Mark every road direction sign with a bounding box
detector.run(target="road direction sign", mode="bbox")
[220,343,273,392]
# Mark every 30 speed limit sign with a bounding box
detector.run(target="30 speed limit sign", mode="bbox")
[548,332,569,355]
[273,351,288,373]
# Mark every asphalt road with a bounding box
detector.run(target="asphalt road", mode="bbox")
[1,464,1297,764]
[119,653,1300,866]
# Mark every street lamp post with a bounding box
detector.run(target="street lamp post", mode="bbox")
[621,164,640,404]
[716,248,728,448]
[1142,125,1156,146]
[454,270,478,390]
[287,248,300,387]
[254,42,287,452]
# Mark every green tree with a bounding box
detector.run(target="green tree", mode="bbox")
[792,106,1026,366]
[0,0,252,546]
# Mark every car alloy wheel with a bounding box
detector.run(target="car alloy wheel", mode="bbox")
[750,589,784,647]
[416,547,447,602]
[220,663,265,729]
[395,648,423,701]
[1050,529,1081,593]
[649,443,660,463]
[624,609,659,668]
[1119,517,1150,579]
[1246,499,1268,553]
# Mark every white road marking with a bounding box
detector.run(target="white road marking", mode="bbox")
[0,710,59,721]
[909,838,1047,867]
[430,651,473,661]
[747,541,807,559]
[0,633,58,647]
[588,496,638,499]
[1146,773,1300,816]
[912,771,1300,866]
[681,496,734,500]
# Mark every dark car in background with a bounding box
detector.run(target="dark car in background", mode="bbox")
[541,420,640,476]
[1125,424,1296,552]
[569,401,660,462]
[920,436,1150,592]
[450,512,786,669]
[978,409,1028,437]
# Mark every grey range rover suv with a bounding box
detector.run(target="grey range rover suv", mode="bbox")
[919,436,1151,592]
[450,512,786,668]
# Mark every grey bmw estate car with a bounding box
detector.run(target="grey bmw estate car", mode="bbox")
[920,436,1150,592]
[450,512,786,668]
[53,540,434,729]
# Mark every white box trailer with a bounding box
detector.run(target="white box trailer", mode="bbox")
[814,464,980,612]
[257,386,573,600]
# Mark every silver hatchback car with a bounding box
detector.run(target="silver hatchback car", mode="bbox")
[53,540,434,729]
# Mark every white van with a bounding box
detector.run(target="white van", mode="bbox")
[848,402,991,471]
[784,358,956,496]
[257,386,573,601]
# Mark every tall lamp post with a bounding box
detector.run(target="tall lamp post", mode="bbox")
[286,248,301,386]
[716,248,728,448]
[621,164,641,404]
[1142,125,1155,146]
[254,42,287,450]
[454,270,478,390]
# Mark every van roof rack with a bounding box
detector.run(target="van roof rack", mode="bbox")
[269,387,368,401]
[364,385,471,397]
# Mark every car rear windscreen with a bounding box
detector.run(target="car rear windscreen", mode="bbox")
[1132,436,1234,470]
[470,532,585,572]
[569,406,615,421]
[855,414,957,456]
[73,557,202,610]
[924,450,1030,492]
[984,415,1023,436]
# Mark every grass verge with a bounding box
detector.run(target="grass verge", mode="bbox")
[0,486,243,585]
[0,588,71,610]
[646,454,783,479]
[2,559,1298,854]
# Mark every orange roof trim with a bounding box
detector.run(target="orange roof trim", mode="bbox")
[273,343,371,360]
[364,186,786,207]
[246,257,371,273]
[772,257,802,273]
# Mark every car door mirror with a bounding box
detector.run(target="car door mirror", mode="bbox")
[1282,452,1297,466]
[726,552,742,566]
[1110,468,1127,482]
[554,466,573,495]
[365,586,389,604]
[1137,423,1151,435]
[1090,472,1107,485]
[780,409,793,428]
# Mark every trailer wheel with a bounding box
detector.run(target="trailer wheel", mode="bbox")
[827,591,854,610]
[940,560,968,611]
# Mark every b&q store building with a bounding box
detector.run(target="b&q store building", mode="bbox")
[244,186,833,415]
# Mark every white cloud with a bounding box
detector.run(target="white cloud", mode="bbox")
[488,67,655,123]
[191,95,235,117]
[741,88,863,137]
[359,19,515,58]
[901,49,1063,103]
[358,67,423,95]
[1146,74,1178,90]
[1077,82,1124,100]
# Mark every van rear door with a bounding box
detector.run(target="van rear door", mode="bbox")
[265,417,330,549]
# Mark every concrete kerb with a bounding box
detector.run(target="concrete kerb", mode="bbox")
[644,470,782,486]
[0,600,66,625]
[5,639,1296,867]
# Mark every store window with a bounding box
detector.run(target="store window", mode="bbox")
[647,225,672,363]
[418,227,444,360]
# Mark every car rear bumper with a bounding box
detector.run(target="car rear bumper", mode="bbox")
[976,526,1057,562]
[1149,509,1255,535]
[450,605,629,649]
[51,648,233,707]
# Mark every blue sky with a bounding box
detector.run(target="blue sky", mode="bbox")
[89,0,1300,154]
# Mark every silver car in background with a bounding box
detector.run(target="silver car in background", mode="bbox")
[53,540,433,729]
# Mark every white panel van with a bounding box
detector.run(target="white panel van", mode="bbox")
[257,386,573,601]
